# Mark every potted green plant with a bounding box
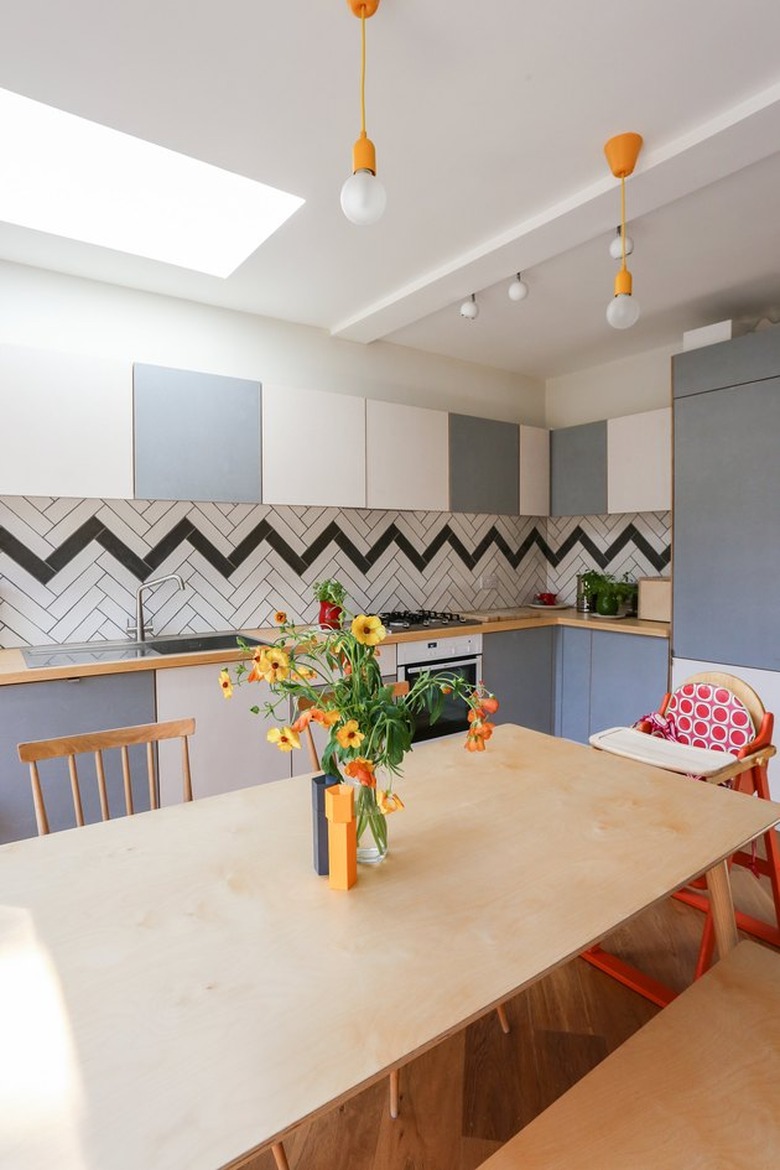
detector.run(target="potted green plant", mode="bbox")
[313,578,347,629]
[577,570,638,617]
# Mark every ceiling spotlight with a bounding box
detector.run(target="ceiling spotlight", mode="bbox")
[604,132,643,330]
[608,226,634,260]
[340,1,386,226]
[460,294,479,320]
[508,273,529,302]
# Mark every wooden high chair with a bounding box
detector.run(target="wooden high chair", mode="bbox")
[586,671,779,1006]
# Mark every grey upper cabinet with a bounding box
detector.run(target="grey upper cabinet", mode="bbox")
[673,328,780,398]
[673,375,780,671]
[449,414,519,515]
[134,363,262,502]
[550,420,607,516]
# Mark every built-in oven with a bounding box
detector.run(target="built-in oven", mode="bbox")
[396,634,483,742]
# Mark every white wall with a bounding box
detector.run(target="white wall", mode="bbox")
[0,261,545,425]
[545,342,677,428]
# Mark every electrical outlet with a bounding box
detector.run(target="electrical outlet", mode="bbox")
[481,573,498,590]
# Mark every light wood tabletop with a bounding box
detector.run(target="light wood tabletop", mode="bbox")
[1,724,778,1170]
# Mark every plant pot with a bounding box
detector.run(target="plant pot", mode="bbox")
[595,592,619,616]
[319,601,342,629]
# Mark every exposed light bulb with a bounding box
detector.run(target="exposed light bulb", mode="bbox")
[340,169,387,226]
[609,227,634,260]
[460,294,479,320]
[606,293,641,329]
[508,273,529,302]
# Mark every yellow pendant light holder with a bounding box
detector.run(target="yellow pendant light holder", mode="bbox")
[341,0,386,224]
[604,132,642,327]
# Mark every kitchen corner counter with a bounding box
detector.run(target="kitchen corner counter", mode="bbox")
[0,611,669,687]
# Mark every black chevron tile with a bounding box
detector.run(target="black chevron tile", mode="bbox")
[96,529,151,581]
[0,527,56,584]
[187,528,236,578]
[145,519,195,572]
[228,519,273,568]
[46,516,105,572]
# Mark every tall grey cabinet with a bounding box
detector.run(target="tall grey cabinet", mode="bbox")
[673,329,780,671]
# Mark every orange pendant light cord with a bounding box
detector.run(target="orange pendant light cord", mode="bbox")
[360,7,367,139]
[620,175,627,271]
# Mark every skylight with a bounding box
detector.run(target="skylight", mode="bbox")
[0,87,305,277]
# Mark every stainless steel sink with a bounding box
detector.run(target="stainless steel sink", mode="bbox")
[145,632,262,655]
[22,632,262,668]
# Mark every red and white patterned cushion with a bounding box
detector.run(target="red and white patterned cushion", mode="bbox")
[666,682,754,754]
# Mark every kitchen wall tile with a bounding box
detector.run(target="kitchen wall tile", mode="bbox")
[0,497,670,646]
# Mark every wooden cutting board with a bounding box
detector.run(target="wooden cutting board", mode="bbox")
[462,607,543,622]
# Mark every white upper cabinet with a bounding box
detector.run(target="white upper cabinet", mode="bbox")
[519,425,550,516]
[0,344,133,498]
[607,407,672,514]
[262,384,366,507]
[366,400,449,511]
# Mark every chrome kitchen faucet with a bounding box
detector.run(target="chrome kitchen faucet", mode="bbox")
[131,573,185,641]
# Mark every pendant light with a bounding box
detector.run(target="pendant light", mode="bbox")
[340,0,386,226]
[508,273,529,302]
[608,226,634,260]
[604,132,642,330]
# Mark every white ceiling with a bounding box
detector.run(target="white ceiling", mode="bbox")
[2,1,780,380]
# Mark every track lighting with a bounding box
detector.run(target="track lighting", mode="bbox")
[508,273,529,302]
[460,294,479,320]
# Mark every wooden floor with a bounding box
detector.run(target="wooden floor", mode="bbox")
[240,857,778,1170]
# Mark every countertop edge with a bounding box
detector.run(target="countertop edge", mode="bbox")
[0,612,669,686]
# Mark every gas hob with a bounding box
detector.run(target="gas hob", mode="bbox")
[378,609,469,633]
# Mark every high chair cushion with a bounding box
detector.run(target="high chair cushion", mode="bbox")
[666,681,754,753]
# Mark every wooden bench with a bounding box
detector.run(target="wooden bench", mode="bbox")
[479,940,780,1169]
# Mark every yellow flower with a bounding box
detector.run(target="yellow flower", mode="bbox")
[253,647,290,683]
[218,669,233,699]
[351,614,387,646]
[266,726,301,752]
[336,719,365,750]
[377,790,405,814]
[274,610,288,624]
[291,666,316,681]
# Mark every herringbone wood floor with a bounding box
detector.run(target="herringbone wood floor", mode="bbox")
[236,860,778,1170]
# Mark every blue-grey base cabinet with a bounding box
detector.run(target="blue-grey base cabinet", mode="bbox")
[0,672,156,844]
[482,628,555,734]
[555,628,669,744]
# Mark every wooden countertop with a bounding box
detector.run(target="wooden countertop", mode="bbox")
[0,610,669,687]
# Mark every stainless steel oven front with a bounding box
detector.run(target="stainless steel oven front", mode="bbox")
[396,633,483,742]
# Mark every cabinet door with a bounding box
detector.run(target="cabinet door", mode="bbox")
[155,662,292,803]
[134,363,262,502]
[0,344,133,498]
[607,408,671,513]
[262,384,366,507]
[482,628,554,734]
[554,627,592,743]
[673,329,780,398]
[519,425,550,516]
[674,378,780,671]
[550,421,607,517]
[366,400,449,511]
[589,633,669,735]
[0,672,156,844]
[449,414,519,515]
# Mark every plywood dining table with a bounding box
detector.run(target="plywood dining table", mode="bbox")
[1,723,779,1170]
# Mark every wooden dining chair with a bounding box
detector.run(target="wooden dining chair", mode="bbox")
[297,681,510,1121]
[17,718,196,835]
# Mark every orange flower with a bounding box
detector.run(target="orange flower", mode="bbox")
[377,789,405,814]
[266,726,301,752]
[274,610,288,625]
[468,706,486,723]
[351,614,387,646]
[465,734,486,752]
[481,695,500,714]
[344,758,376,787]
[473,720,495,740]
[336,719,365,750]
[312,708,340,728]
[441,685,452,695]
[291,708,314,733]
[218,669,233,699]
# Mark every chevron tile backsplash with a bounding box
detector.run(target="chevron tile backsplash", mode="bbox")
[0,497,670,647]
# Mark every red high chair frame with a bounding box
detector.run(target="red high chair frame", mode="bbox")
[583,673,780,1007]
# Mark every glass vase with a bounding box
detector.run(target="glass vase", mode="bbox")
[349,779,389,865]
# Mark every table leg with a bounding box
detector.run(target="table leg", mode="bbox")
[705,859,739,959]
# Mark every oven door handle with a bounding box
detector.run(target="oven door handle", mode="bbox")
[401,656,481,676]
